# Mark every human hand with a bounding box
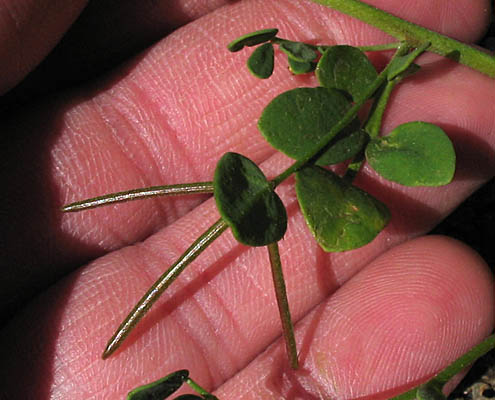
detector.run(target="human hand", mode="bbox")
[0,0,493,398]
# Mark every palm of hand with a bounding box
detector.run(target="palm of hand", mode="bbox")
[0,0,494,398]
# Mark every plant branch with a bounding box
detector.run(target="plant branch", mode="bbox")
[309,0,495,78]
[391,334,495,400]
[271,42,412,187]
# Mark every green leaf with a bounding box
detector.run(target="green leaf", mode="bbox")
[288,57,316,75]
[322,129,369,165]
[316,45,378,102]
[227,28,278,52]
[173,395,204,400]
[247,42,275,79]
[214,152,287,246]
[387,53,421,80]
[127,370,189,400]
[258,87,359,165]
[279,41,317,62]
[295,166,390,252]
[365,121,456,186]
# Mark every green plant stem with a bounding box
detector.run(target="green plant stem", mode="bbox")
[267,242,299,369]
[435,334,495,385]
[271,42,412,188]
[344,73,402,182]
[308,0,495,78]
[102,218,228,359]
[186,377,218,399]
[391,334,495,400]
[273,38,400,54]
[62,182,214,212]
[344,41,429,183]
[358,42,401,52]
[320,42,401,53]
[365,79,399,139]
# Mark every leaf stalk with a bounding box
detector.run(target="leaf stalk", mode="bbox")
[267,242,299,369]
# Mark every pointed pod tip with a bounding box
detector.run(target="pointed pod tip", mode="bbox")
[101,341,117,360]
[61,202,85,212]
[60,204,73,212]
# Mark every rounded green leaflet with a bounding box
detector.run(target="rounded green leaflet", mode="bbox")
[365,121,456,186]
[279,41,317,62]
[316,45,378,102]
[213,152,287,246]
[227,28,278,52]
[322,129,369,165]
[258,87,359,165]
[288,57,316,75]
[295,166,390,252]
[126,370,189,400]
[247,42,274,79]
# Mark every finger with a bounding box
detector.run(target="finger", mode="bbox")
[213,236,493,399]
[0,225,492,398]
[1,0,493,315]
[0,0,88,95]
[367,0,490,42]
[2,0,235,107]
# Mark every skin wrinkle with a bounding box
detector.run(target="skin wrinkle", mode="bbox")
[102,93,166,189]
[186,292,236,384]
[219,263,266,344]
[171,308,214,385]
[199,283,242,376]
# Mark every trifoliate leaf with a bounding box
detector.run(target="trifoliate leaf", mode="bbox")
[227,28,278,52]
[214,152,287,246]
[247,42,274,79]
[127,370,189,400]
[258,87,359,165]
[316,45,378,102]
[279,41,317,62]
[365,121,455,186]
[295,166,390,252]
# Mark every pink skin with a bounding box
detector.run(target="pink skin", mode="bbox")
[0,0,493,398]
